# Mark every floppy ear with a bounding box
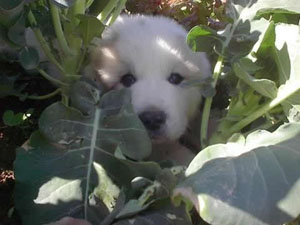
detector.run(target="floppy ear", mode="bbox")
[90,39,117,70]
[88,39,120,89]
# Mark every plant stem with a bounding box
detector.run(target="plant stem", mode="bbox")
[229,83,300,134]
[76,48,87,73]
[63,0,86,74]
[107,0,126,25]
[84,91,101,220]
[37,68,68,87]
[49,1,73,56]
[27,10,65,75]
[200,55,223,148]
[97,0,119,24]
[15,88,61,100]
[70,0,86,27]
[61,94,69,106]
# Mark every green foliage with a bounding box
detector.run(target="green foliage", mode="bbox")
[177,0,300,224]
[0,0,124,103]
[174,123,300,225]
[189,0,300,146]
[3,110,24,126]
[14,82,190,224]
[3,108,34,127]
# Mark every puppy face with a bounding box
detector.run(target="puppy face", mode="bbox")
[91,15,210,141]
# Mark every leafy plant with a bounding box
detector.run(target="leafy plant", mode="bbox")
[0,0,299,225]
[0,0,124,102]
[172,0,300,224]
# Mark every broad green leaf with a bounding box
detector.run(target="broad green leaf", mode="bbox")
[19,46,39,70]
[0,0,24,27]
[77,14,105,47]
[14,82,161,224]
[174,122,300,225]
[233,62,277,98]
[38,90,151,161]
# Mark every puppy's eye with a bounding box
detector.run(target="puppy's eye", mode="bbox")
[120,73,136,87]
[168,73,184,85]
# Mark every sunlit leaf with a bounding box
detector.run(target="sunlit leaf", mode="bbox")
[174,122,300,225]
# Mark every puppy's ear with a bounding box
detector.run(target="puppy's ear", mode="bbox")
[90,39,117,70]
[89,39,119,89]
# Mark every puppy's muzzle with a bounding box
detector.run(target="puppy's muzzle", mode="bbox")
[139,111,167,132]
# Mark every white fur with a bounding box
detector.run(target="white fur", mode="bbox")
[91,15,210,140]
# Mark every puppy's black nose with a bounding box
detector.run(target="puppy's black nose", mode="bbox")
[139,111,167,131]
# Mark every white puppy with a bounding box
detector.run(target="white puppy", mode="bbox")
[91,15,211,163]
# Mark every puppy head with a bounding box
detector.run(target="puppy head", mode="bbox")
[91,15,211,141]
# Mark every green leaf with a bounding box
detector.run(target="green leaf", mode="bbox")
[233,62,277,98]
[19,46,39,70]
[0,0,24,27]
[77,14,105,47]
[255,2,300,19]
[14,82,161,224]
[69,80,102,115]
[174,122,300,225]
[187,25,224,53]
[3,110,24,126]
[257,10,300,25]
[210,19,300,144]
